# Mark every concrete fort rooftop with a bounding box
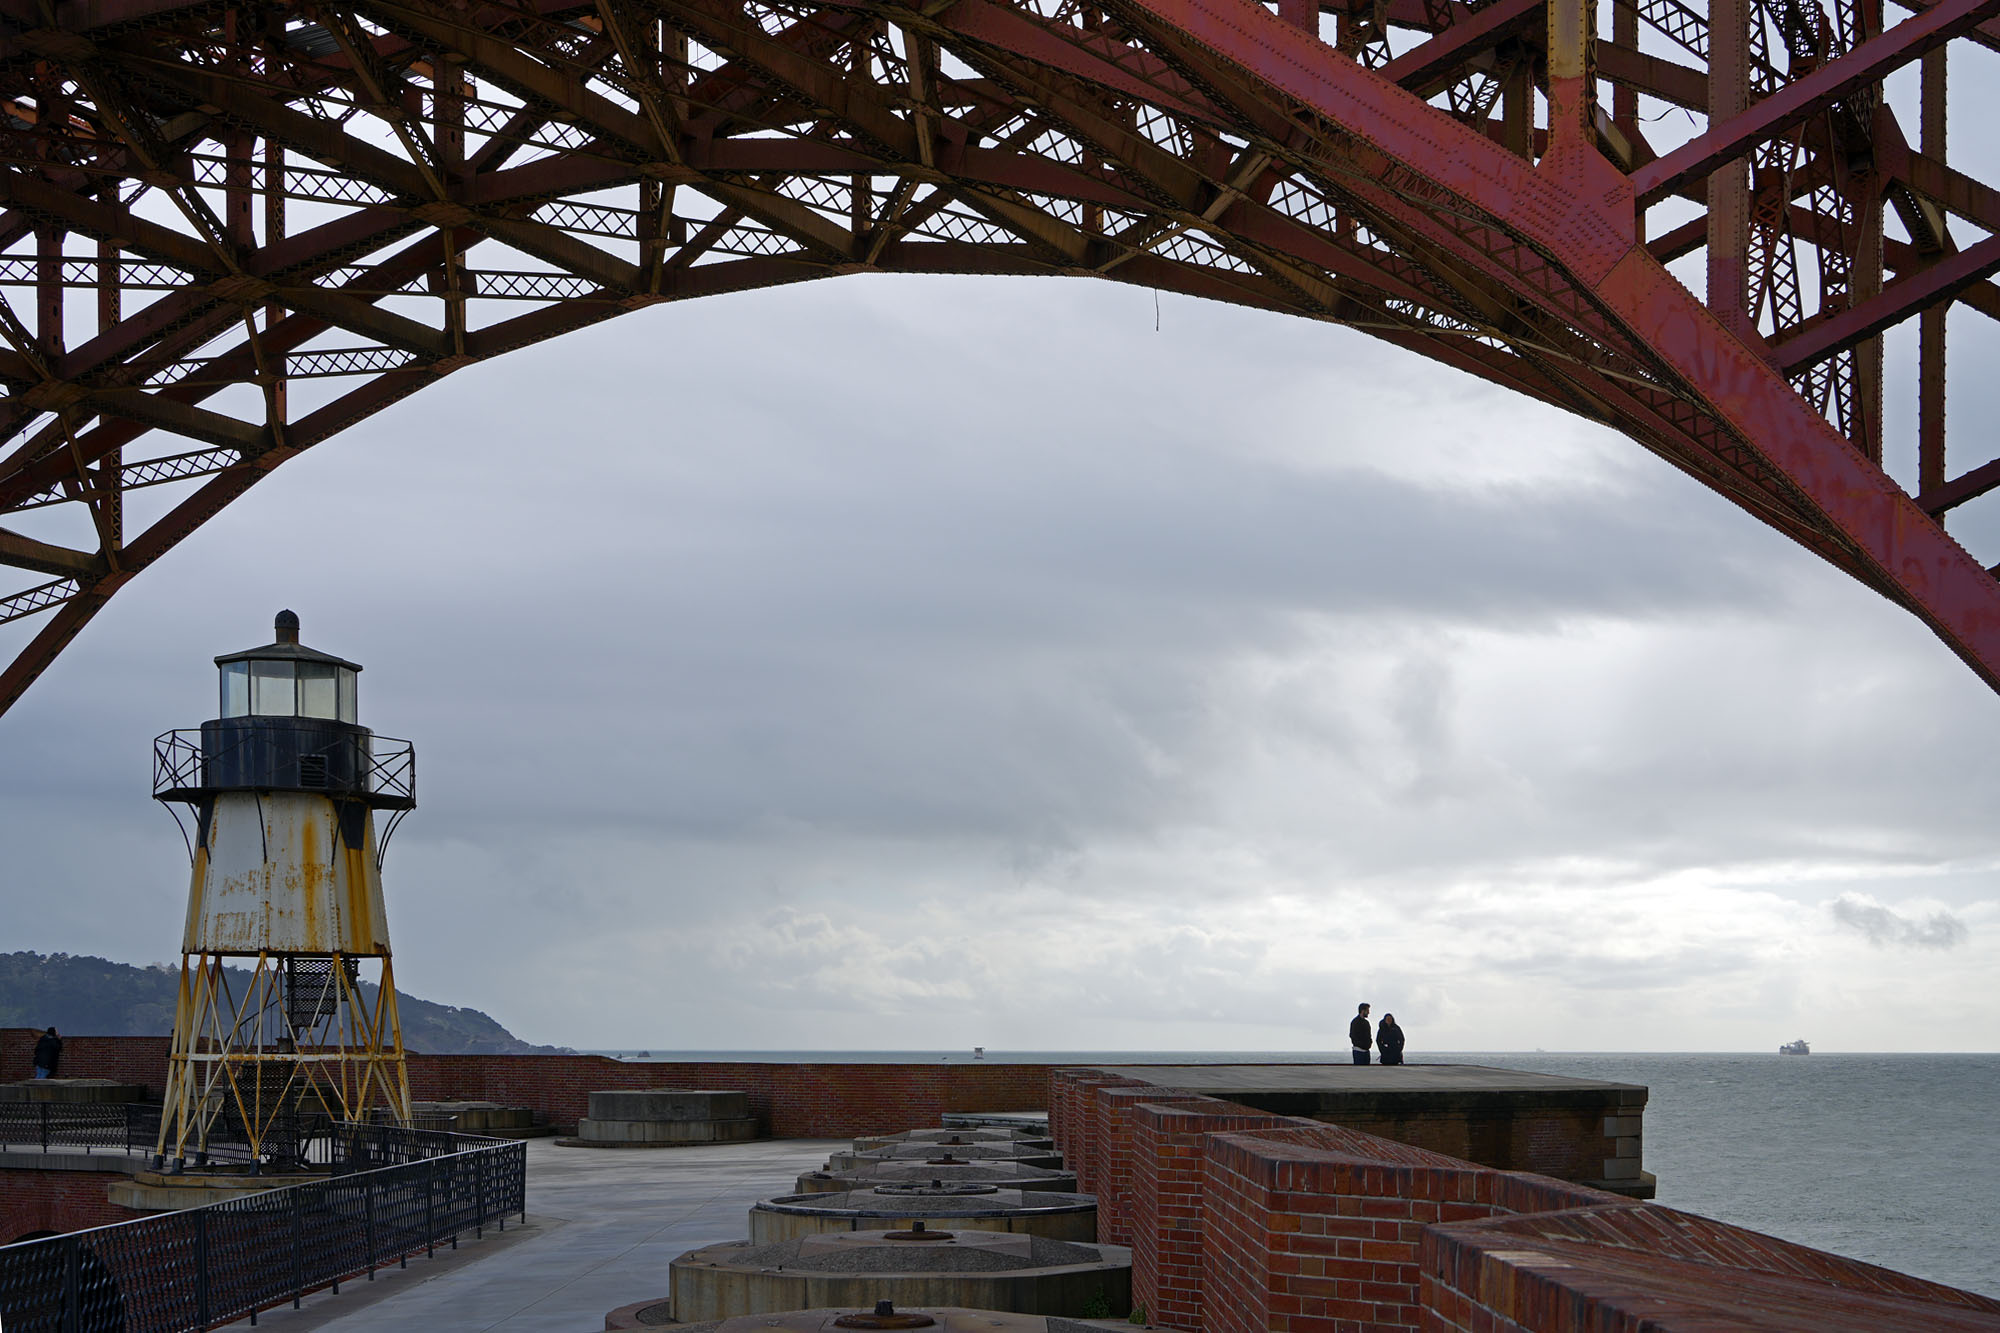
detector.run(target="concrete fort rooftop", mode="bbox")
[8,1053,1997,1333]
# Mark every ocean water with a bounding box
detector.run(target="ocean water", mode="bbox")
[593,1048,2000,1298]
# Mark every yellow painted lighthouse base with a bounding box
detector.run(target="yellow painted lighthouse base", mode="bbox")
[157,951,412,1164]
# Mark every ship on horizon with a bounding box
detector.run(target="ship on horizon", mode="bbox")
[1780,1039,1811,1055]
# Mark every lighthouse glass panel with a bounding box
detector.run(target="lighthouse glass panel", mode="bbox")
[336,669,357,724]
[298,663,338,719]
[250,660,297,715]
[220,661,250,717]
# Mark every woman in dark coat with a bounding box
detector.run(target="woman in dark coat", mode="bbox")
[1377,1015,1406,1066]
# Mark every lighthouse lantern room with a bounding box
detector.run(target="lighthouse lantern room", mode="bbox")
[152,610,416,1169]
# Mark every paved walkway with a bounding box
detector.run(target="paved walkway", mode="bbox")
[226,1136,842,1333]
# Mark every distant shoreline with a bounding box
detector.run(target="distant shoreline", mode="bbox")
[580,1047,2000,1060]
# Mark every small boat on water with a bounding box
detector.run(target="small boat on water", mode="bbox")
[1780,1039,1811,1055]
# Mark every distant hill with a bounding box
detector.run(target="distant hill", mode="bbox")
[0,952,567,1055]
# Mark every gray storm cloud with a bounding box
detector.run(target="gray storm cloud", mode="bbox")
[1828,894,1969,950]
[7,276,2000,1051]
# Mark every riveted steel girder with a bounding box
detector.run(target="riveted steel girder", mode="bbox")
[4,0,2000,708]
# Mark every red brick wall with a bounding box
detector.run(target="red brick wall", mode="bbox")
[405,1055,1051,1135]
[0,1169,139,1243]
[1061,1076,1645,1333]
[0,1031,171,1090]
[1130,1100,1302,1330]
[1089,1086,1242,1245]
[1421,1202,2000,1332]
[1,1033,1057,1137]
[1050,1069,1144,1193]
[1197,1127,1629,1333]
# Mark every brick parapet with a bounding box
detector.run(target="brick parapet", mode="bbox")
[1090,1085,1224,1245]
[1421,1203,2000,1332]
[0,1032,1056,1138]
[1048,1069,1145,1193]
[0,1031,172,1093]
[1129,1099,1304,1331]
[407,1056,1051,1136]
[1191,1126,1636,1333]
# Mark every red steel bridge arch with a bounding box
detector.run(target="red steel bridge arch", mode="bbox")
[3,0,2000,711]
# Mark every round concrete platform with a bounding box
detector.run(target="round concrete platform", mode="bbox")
[798,1161,1079,1195]
[559,1089,761,1148]
[0,1079,147,1104]
[607,1305,1135,1333]
[851,1129,1054,1154]
[940,1113,1049,1133]
[828,1143,1064,1172]
[667,1232,1131,1323]
[749,1187,1099,1243]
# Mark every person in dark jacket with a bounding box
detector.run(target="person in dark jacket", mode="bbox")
[1348,1003,1373,1065]
[1377,1014,1406,1066]
[32,1027,61,1079]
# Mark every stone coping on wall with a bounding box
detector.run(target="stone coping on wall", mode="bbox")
[1423,1204,2000,1332]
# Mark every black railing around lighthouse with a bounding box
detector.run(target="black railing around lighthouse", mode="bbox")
[0,1123,524,1332]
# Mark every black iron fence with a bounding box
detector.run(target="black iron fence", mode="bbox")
[152,725,416,809]
[0,1102,464,1170]
[0,1122,525,1332]
[0,1103,163,1159]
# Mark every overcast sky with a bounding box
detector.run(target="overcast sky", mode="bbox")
[2,269,1997,1054]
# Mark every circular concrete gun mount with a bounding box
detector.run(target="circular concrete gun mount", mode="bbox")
[851,1130,1055,1154]
[413,1101,550,1136]
[0,1079,148,1104]
[941,1113,1049,1134]
[797,1161,1079,1195]
[750,1188,1100,1243]
[559,1089,760,1148]
[607,1304,1134,1333]
[667,1231,1132,1323]
[828,1143,1064,1173]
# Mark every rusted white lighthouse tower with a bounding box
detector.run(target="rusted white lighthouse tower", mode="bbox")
[152,611,415,1168]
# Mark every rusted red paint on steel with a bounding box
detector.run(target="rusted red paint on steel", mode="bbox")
[1115,0,2000,691]
[1632,0,2000,204]
[8,0,2000,708]
[1772,232,2000,373]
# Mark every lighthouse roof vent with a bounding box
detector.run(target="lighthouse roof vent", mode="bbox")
[214,610,362,672]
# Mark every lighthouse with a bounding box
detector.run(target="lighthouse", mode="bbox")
[151,611,415,1168]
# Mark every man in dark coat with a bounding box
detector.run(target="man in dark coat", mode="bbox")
[32,1026,62,1078]
[1348,1003,1373,1065]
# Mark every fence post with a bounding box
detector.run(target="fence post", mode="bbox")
[425,1157,436,1259]
[366,1175,378,1280]
[194,1205,212,1326]
[61,1235,78,1333]
[476,1151,486,1239]
[292,1181,305,1309]
[41,1101,50,1152]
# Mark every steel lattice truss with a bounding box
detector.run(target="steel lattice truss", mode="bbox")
[4,0,2000,709]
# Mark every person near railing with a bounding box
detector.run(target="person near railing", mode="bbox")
[31,1026,61,1078]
